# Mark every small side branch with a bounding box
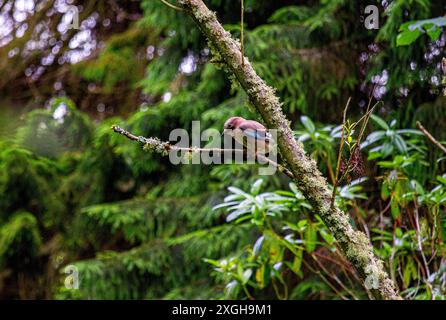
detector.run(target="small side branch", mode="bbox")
[416,121,446,155]
[111,125,295,179]
[331,97,351,207]
[159,0,185,12]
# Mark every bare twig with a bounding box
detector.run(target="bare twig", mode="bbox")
[356,97,374,147]
[159,0,185,12]
[416,121,446,155]
[331,97,351,207]
[311,253,360,300]
[331,98,378,205]
[337,100,379,185]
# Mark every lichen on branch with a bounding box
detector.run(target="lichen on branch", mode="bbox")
[111,125,295,179]
[175,0,401,300]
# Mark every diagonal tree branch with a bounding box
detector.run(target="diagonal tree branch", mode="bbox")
[416,121,446,155]
[174,0,401,299]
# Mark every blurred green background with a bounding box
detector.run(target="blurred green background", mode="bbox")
[1,0,446,299]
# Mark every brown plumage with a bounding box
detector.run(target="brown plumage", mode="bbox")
[223,116,271,155]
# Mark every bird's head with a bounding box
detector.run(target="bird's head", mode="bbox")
[223,116,244,137]
[224,116,244,130]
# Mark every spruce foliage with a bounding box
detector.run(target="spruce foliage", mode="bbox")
[1,0,446,299]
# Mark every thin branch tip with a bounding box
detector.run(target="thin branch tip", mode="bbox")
[417,121,446,154]
[159,0,185,12]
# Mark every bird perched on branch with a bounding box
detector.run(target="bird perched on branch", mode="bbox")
[223,116,273,155]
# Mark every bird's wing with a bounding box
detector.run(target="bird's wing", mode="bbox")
[240,120,266,130]
[239,121,270,141]
[242,128,269,141]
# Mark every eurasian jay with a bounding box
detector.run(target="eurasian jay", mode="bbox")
[223,116,272,155]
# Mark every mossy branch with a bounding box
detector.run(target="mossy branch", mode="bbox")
[176,0,401,299]
[111,125,295,179]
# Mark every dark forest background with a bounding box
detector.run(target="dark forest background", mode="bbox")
[1,0,446,299]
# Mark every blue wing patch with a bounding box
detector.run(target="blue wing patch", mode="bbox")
[243,129,269,141]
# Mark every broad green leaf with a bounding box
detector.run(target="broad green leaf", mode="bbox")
[255,265,265,288]
[381,142,394,157]
[250,179,263,195]
[252,236,265,256]
[226,281,238,296]
[390,200,400,219]
[300,116,315,133]
[228,186,249,197]
[242,269,252,284]
[304,223,317,253]
[437,175,446,185]
[397,129,423,135]
[226,209,249,222]
[397,28,422,46]
[212,201,239,210]
[381,183,390,200]
[394,135,408,154]
[289,250,303,275]
[397,17,446,46]
[297,219,307,229]
[370,114,390,130]
[427,26,441,40]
